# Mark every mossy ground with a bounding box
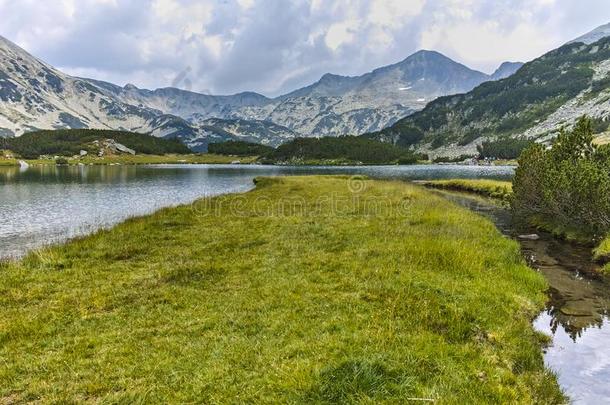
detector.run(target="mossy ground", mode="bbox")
[0,176,563,403]
[594,237,610,274]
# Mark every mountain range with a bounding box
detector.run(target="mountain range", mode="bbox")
[369,22,610,157]
[0,35,521,151]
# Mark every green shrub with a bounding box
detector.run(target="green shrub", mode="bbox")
[512,116,610,240]
[591,117,610,134]
[433,155,475,163]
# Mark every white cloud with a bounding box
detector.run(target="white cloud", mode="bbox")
[325,20,359,50]
[1,0,610,95]
[368,0,425,27]
[421,20,557,72]
[237,0,255,9]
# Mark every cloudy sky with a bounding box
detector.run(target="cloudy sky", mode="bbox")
[1,0,610,96]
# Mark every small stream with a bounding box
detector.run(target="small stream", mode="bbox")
[434,189,610,404]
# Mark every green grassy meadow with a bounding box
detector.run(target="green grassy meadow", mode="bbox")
[0,176,563,403]
[418,179,513,201]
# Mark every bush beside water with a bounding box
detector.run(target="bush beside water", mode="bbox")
[513,116,610,242]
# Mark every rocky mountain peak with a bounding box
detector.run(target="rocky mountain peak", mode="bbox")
[491,61,524,80]
[405,49,449,61]
[319,73,346,82]
[568,22,610,45]
[0,35,22,52]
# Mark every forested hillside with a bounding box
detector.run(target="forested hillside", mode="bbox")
[0,129,190,159]
[263,136,419,164]
[208,140,274,156]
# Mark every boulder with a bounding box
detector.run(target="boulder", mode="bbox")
[114,142,136,155]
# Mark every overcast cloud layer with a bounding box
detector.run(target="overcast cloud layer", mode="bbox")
[1,0,610,96]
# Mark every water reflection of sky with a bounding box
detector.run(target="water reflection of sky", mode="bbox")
[535,313,610,404]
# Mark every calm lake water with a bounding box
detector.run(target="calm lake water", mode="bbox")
[0,163,514,258]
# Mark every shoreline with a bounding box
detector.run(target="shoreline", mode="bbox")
[0,153,259,167]
[1,155,520,168]
[416,179,513,201]
[419,179,610,275]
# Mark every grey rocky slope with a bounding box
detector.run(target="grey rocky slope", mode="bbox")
[568,22,610,45]
[0,34,521,148]
[101,50,520,137]
[187,117,298,151]
[0,35,293,148]
[0,35,159,137]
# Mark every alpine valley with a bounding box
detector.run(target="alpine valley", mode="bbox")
[369,23,610,158]
[0,35,520,151]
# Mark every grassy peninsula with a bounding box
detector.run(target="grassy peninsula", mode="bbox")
[0,176,562,403]
[418,179,513,201]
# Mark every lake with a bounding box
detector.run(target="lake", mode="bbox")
[0,163,514,258]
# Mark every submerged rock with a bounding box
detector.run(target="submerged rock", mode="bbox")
[518,234,541,241]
